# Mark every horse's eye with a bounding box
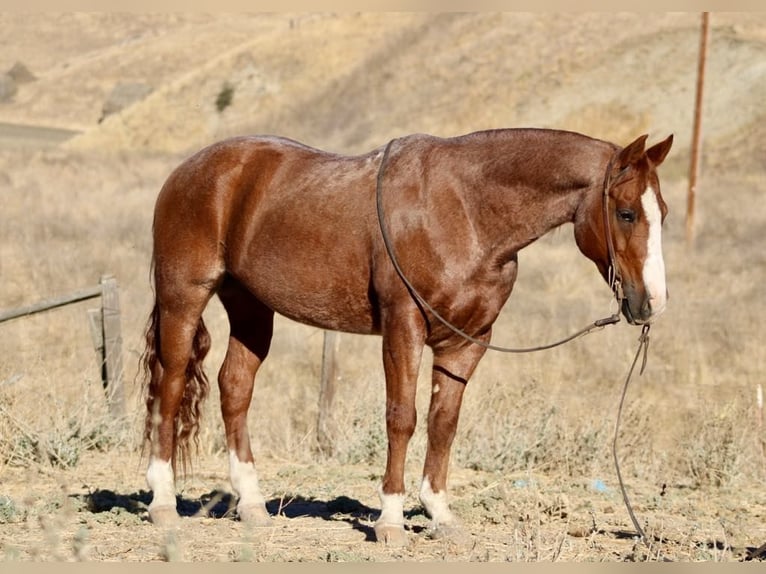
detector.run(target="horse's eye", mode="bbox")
[617,209,636,223]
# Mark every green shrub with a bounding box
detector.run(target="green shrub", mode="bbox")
[215,82,234,113]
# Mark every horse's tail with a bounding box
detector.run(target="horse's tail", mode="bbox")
[140,299,211,475]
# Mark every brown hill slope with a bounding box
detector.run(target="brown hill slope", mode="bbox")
[1,13,763,173]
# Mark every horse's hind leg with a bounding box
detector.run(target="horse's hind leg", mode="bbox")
[146,282,216,526]
[217,277,274,525]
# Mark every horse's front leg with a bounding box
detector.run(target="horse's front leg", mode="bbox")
[374,310,426,546]
[419,335,489,543]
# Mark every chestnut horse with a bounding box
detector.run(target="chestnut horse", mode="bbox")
[141,128,672,545]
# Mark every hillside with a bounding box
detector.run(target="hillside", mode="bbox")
[1,12,764,170]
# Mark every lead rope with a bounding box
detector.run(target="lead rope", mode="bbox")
[613,324,652,545]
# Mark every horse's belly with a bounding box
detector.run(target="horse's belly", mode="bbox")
[231,248,379,335]
[268,289,378,335]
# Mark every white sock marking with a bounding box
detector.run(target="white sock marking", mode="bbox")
[146,457,175,509]
[376,485,405,526]
[419,477,455,526]
[229,450,266,508]
[641,186,667,319]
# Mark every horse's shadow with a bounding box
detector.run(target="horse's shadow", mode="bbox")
[76,489,427,541]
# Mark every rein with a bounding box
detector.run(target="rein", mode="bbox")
[375,137,656,549]
[375,138,622,353]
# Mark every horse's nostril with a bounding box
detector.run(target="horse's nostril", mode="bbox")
[642,299,653,319]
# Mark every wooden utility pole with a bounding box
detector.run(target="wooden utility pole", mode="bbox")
[686,12,710,247]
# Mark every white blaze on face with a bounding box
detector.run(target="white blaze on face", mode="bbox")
[641,186,667,319]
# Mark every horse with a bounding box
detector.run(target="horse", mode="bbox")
[140,128,673,545]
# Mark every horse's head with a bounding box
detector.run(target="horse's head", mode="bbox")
[575,134,674,325]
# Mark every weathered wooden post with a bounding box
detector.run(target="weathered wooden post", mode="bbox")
[100,274,125,417]
[88,275,126,417]
[317,330,339,454]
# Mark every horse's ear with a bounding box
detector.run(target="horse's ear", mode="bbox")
[616,134,649,169]
[646,134,673,167]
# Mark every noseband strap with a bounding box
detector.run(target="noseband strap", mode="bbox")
[375,138,621,353]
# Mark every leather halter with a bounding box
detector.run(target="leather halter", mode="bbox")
[601,155,628,307]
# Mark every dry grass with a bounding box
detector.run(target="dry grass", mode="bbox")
[1,13,765,562]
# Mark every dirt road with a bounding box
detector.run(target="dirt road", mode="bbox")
[0,122,80,149]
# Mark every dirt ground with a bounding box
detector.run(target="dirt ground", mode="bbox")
[1,13,765,563]
[0,447,763,562]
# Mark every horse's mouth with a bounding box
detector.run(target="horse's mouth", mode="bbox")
[621,299,646,326]
[621,298,665,326]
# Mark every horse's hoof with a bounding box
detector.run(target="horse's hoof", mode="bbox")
[374,522,408,546]
[238,504,272,526]
[427,522,472,548]
[149,506,180,527]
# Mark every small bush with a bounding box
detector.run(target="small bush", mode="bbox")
[0,401,126,470]
[684,403,745,488]
[0,496,21,524]
[215,82,234,113]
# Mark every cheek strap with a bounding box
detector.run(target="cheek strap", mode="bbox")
[602,155,625,305]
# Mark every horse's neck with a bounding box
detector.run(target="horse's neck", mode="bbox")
[465,131,613,258]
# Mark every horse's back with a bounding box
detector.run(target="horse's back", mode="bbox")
[152,136,385,334]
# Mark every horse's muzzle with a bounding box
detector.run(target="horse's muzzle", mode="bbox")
[621,293,666,325]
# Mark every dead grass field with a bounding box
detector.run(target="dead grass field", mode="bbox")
[0,13,765,562]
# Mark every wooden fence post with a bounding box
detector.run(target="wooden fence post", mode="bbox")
[87,307,106,383]
[317,330,339,454]
[99,274,126,417]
